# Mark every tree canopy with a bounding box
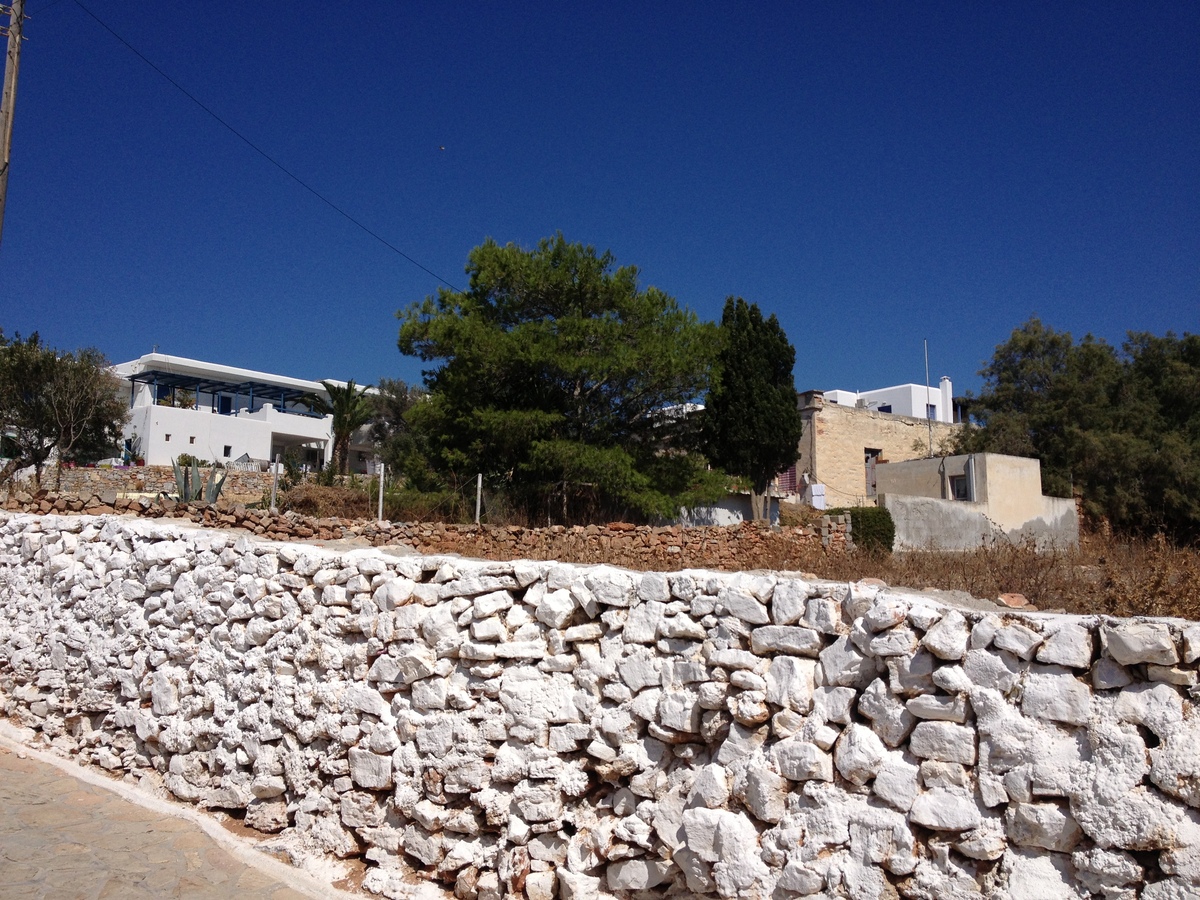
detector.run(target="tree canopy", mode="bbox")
[0,332,128,487]
[957,317,1200,542]
[703,297,803,520]
[308,380,373,475]
[396,234,724,523]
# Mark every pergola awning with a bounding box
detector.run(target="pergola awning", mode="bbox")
[127,369,322,414]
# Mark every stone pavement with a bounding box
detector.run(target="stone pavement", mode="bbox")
[0,735,358,899]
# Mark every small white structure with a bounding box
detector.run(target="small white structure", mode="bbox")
[111,353,374,472]
[824,376,956,424]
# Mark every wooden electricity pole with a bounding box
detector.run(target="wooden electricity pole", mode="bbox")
[0,0,26,248]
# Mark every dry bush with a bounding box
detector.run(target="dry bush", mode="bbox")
[764,530,1200,620]
[276,484,372,519]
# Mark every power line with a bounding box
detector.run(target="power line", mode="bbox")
[71,0,463,292]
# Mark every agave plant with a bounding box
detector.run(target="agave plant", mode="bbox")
[171,457,227,503]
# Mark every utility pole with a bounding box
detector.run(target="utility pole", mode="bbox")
[0,0,26,248]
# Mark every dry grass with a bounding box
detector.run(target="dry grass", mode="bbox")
[763,531,1200,620]
[275,483,471,523]
[275,484,372,519]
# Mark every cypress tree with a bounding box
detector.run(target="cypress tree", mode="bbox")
[704,297,803,521]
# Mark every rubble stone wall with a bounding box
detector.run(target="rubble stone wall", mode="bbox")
[2,512,1199,900]
[0,491,851,571]
[25,465,275,500]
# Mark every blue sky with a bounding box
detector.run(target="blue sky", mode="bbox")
[1,1,1196,399]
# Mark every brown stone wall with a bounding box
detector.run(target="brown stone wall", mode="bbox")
[45,465,274,501]
[0,490,851,572]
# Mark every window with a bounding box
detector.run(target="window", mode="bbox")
[223,445,232,458]
[950,475,970,501]
[164,434,171,442]
[927,404,937,420]
[877,404,892,414]
[188,436,196,445]
[218,395,233,415]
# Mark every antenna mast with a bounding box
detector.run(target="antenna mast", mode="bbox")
[0,0,26,248]
[924,338,933,457]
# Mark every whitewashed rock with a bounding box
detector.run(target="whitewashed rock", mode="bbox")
[909,721,976,764]
[835,723,886,786]
[858,678,916,747]
[921,609,970,660]
[1001,848,1083,900]
[1150,720,1200,808]
[348,749,393,790]
[874,751,921,812]
[1072,847,1143,893]
[536,589,576,628]
[803,596,843,635]
[963,647,1022,693]
[765,657,816,713]
[771,579,810,626]
[820,636,878,688]
[773,737,834,782]
[1037,621,1094,669]
[1006,801,1083,852]
[863,597,908,631]
[1022,667,1092,726]
[993,622,1043,660]
[906,694,967,723]
[750,625,821,657]
[1104,621,1179,666]
[606,858,673,890]
[909,788,982,831]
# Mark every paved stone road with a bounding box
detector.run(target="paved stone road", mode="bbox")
[0,739,353,899]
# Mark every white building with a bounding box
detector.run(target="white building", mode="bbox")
[823,376,956,424]
[111,353,375,472]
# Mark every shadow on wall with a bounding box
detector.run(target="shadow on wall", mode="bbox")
[881,493,1079,551]
[678,493,780,527]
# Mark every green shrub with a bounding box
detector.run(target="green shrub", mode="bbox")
[827,506,895,553]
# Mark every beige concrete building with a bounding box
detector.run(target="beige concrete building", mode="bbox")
[875,452,1079,549]
[794,390,962,508]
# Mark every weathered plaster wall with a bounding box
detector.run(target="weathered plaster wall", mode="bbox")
[881,494,1080,551]
[2,513,1199,900]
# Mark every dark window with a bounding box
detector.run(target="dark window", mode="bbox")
[188,436,195,445]
[164,434,171,442]
[865,448,882,497]
[950,475,970,501]
[223,445,232,458]
[218,395,233,415]
[877,404,892,414]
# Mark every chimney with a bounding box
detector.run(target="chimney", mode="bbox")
[940,376,953,423]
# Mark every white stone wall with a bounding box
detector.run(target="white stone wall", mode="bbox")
[2,512,1200,900]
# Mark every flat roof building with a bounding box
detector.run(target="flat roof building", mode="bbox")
[112,353,373,472]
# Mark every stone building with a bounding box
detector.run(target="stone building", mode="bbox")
[792,385,963,508]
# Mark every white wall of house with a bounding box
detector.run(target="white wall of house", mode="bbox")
[824,377,955,424]
[125,404,334,467]
[113,353,376,471]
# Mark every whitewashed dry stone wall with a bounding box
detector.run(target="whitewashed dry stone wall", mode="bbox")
[2,513,1200,900]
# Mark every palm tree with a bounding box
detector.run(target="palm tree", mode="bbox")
[309,380,374,475]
